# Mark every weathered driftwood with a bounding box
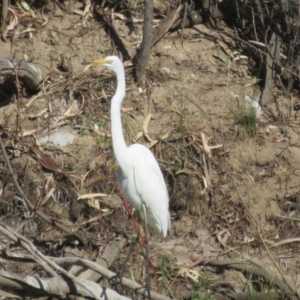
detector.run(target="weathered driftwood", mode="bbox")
[0,56,48,90]
[0,253,172,300]
[0,270,131,300]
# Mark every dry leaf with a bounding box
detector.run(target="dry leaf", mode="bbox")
[77,193,107,200]
[73,9,84,16]
[89,198,100,210]
[0,180,3,197]
[200,131,212,159]
[78,194,108,211]
[22,129,36,137]
[143,114,157,144]
[7,8,19,31]
[30,145,70,178]
[178,266,200,282]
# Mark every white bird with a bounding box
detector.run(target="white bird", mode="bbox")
[91,56,171,238]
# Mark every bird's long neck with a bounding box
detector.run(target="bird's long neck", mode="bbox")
[110,65,129,169]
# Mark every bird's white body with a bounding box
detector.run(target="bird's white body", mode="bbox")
[93,56,170,238]
[118,144,170,237]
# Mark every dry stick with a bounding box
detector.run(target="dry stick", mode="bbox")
[0,253,171,300]
[0,135,85,244]
[52,257,170,300]
[0,269,130,300]
[270,238,300,248]
[0,224,100,299]
[233,181,298,299]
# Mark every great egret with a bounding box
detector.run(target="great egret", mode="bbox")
[90,55,171,238]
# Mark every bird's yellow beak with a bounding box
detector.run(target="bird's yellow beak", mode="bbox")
[90,59,113,66]
[82,58,112,72]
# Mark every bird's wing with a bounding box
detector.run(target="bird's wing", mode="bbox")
[129,144,166,192]
[129,144,170,236]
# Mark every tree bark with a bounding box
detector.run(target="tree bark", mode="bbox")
[0,0,8,29]
[133,0,153,88]
[260,28,281,106]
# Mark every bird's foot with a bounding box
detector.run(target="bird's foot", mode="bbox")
[136,279,152,299]
[109,233,140,286]
[109,264,127,286]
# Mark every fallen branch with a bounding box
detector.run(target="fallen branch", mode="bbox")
[0,270,130,299]
[0,248,172,300]
[69,238,126,280]
[0,224,99,299]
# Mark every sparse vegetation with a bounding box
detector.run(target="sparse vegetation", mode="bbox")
[191,278,214,300]
[0,0,300,299]
[232,106,257,137]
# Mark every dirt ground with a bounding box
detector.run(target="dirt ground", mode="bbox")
[1,1,300,299]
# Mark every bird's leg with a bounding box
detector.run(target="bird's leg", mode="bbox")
[109,231,140,285]
[143,204,151,299]
[144,233,151,299]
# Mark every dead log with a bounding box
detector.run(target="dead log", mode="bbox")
[0,57,48,91]
[0,270,131,300]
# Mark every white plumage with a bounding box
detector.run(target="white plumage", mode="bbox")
[91,56,170,238]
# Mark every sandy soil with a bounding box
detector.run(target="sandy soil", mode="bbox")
[0,1,300,299]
